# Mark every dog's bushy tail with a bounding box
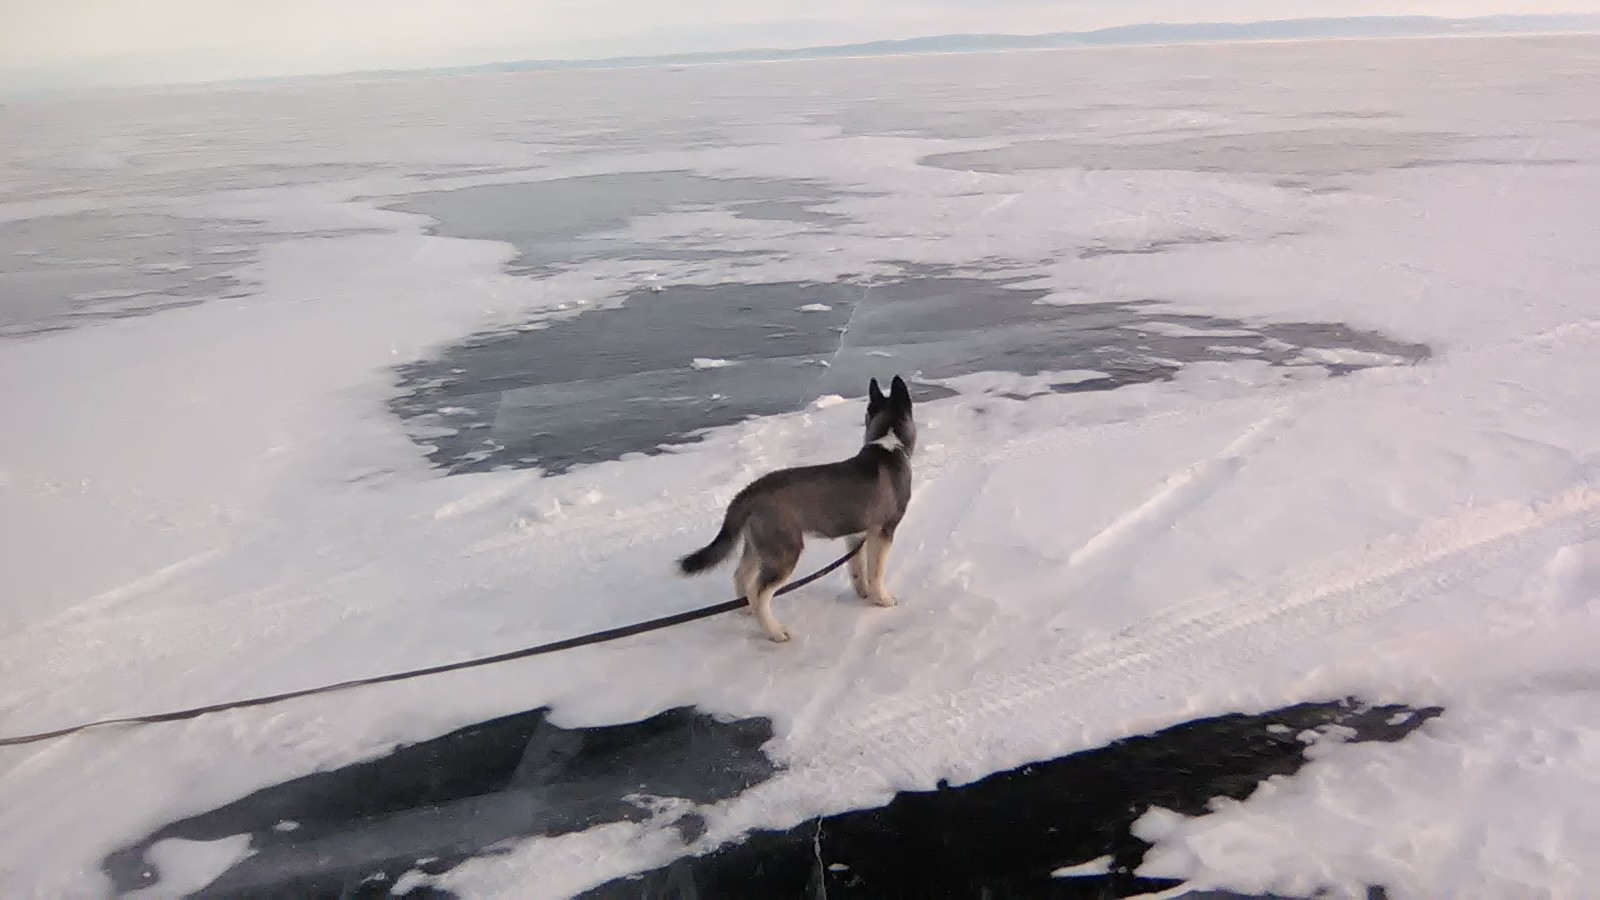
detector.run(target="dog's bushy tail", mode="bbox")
[678,499,750,575]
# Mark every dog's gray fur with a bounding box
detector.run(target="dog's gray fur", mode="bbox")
[678,375,916,642]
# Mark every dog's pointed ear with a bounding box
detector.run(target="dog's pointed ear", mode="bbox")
[890,375,911,407]
[868,377,885,409]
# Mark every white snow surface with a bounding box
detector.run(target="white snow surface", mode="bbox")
[1053,855,1114,878]
[126,835,253,899]
[2,35,1600,899]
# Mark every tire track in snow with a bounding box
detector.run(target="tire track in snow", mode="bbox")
[541,476,1600,894]
[853,482,1598,744]
[9,545,228,635]
[1059,407,1289,573]
[700,482,1600,853]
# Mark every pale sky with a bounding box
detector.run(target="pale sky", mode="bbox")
[1,0,1595,86]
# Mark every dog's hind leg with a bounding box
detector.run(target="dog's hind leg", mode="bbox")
[751,558,799,642]
[742,516,803,642]
[734,540,759,614]
[746,529,801,643]
[846,534,869,599]
[863,526,898,607]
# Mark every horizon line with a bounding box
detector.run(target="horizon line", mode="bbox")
[6,12,1600,98]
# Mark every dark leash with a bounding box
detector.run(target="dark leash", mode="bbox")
[0,545,862,749]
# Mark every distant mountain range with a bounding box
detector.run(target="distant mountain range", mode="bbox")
[401,14,1600,78]
[6,14,1599,96]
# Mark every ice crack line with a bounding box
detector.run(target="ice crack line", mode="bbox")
[812,280,875,394]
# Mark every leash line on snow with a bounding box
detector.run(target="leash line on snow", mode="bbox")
[0,545,862,749]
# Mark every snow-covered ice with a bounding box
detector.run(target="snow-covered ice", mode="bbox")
[2,33,1599,898]
[1053,856,1113,878]
[125,835,253,899]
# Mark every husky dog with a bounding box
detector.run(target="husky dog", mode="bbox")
[678,376,916,642]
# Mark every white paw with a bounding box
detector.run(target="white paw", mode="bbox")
[871,591,898,608]
[765,625,793,643]
[850,577,869,599]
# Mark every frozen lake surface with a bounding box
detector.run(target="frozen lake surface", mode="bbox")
[2,34,1599,899]
[387,263,1426,474]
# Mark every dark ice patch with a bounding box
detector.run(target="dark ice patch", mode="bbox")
[390,267,1429,475]
[104,707,777,899]
[0,212,271,337]
[586,699,1441,899]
